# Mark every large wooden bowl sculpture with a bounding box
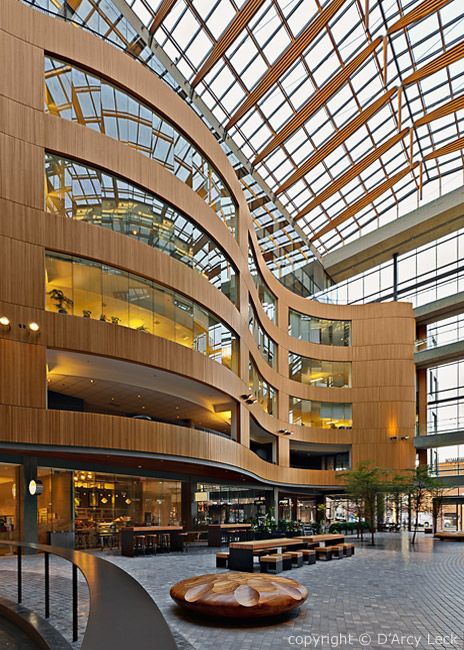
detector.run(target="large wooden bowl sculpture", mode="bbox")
[170,572,308,618]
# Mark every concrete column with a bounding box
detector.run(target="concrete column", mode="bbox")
[181,478,197,530]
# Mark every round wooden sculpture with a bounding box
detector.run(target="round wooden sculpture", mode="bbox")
[170,572,308,618]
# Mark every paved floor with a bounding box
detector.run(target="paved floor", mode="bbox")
[0,534,463,649]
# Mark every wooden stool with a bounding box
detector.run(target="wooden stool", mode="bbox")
[315,546,332,561]
[259,554,283,574]
[281,552,293,570]
[145,534,157,555]
[134,535,146,556]
[158,533,171,552]
[287,551,304,568]
[302,549,316,565]
[340,543,355,556]
[330,545,343,559]
[216,551,229,568]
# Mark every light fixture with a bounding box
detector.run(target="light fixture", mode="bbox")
[101,497,108,504]
[241,393,253,400]
[390,436,398,441]
[125,498,132,505]
[400,435,410,440]
[28,479,43,496]
[246,397,257,404]
[0,316,10,331]
[279,429,293,436]
[28,322,40,333]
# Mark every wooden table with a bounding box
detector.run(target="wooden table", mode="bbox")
[208,524,252,547]
[228,537,308,572]
[294,534,344,547]
[120,526,183,556]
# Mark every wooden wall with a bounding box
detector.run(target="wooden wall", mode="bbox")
[0,0,417,487]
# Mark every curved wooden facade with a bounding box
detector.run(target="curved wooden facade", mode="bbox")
[0,0,416,489]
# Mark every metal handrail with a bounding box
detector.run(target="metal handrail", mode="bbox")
[0,540,177,650]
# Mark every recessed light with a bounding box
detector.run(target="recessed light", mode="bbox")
[137,394,142,398]
[28,322,40,332]
[90,379,94,384]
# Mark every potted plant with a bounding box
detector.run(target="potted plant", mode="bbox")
[111,316,121,325]
[82,309,92,318]
[136,324,148,332]
[47,288,73,314]
[99,314,107,322]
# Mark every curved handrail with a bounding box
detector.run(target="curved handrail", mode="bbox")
[0,540,177,650]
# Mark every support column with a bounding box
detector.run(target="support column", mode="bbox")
[277,436,290,467]
[237,403,250,447]
[181,478,196,530]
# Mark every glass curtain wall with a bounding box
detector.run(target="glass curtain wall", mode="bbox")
[44,56,237,236]
[289,354,351,388]
[289,397,352,429]
[248,360,277,416]
[248,302,277,368]
[45,252,239,373]
[315,228,464,307]
[289,309,351,346]
[44,153,238,306]
[427,362,464,434]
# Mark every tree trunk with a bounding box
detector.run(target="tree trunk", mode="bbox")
[412,495,420,544]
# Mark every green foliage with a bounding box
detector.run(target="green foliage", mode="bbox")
[337,462,391,544]
[329,521,368,534]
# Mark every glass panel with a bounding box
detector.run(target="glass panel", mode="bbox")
[128,273,154,333]
[289,397,352,429]
[248,360,277,416]
[73,257,102,320]
[45,253,74,314]
[44,56,236,233]
[288,309,351,346]
[288,353,351,388]
[44,153,238,306]
[45,253,238,372]
[101,265,129,326]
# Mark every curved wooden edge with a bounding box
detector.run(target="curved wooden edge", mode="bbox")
[0,541,177,650]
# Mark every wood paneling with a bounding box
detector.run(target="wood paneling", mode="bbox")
[0,0,417,483]
[0,341,46,409]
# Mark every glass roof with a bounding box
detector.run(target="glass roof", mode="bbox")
[25,0,464,275]
[125,0,464,255]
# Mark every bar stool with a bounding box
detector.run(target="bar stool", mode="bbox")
[158,533,170,553]
[134,535,146,556]
[145,535,157,555]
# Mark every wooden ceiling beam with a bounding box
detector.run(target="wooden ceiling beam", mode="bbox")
[148,0,177,35]
[253,37,382,165]
[295,128,409,222]
[310,163,419,242]
[415,94,464,127]
[192,0,266,87]
[388,0,451,34]
[424,135,464,161]
[225,0,348,130]
[276,87,397,194]
[403,41,464,86]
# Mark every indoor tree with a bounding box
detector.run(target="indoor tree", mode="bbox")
[337,462,389,545]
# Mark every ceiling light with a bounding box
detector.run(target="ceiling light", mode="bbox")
[28,322,40,332]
